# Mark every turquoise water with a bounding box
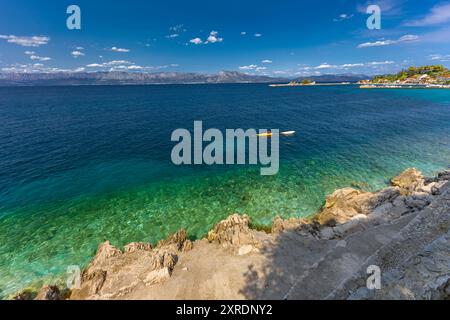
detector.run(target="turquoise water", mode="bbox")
[0,84,449,297]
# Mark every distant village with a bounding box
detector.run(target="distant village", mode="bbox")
[359,65,450,89]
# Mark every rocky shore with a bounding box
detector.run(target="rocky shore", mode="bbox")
[14,168,450,300]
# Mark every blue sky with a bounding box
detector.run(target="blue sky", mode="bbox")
[0,0,449,76]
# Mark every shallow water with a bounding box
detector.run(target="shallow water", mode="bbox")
[0,84,449,297]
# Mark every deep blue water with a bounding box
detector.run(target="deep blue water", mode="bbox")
[0,84,449,297]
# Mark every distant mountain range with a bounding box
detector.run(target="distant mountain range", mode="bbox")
[0,71,370,86]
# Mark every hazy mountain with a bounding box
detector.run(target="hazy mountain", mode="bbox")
[293,73,370,83]
[0,71,286,86]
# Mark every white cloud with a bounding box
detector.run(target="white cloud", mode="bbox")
[189,37,203,45]
[239,64,258,70]
[30,55,51,61]
[1,63,84,73]
[104,60,132,66]
[166,34,179,38]
[240,31,247,35]
[24,51,35,55]
[358,40,396,48]
[75,46,84,50]
[299,61,395,71]
[254,33,262,37]
[315,63,337,69]
[86,60,134,68]
[86,63,103,68]
[261,59,272,64]
[398,34,419,41]
[110,46,130,52]
[404,3,450,26]
[87,61,178,72]
[341,63,364,68]
[333,13,354,22]
[428,54,450,61]
[71,50,85,58]
[206,31,223,43]
[367,60,395,65]
[0,35,50,47]
[357,34,419,48]
[189,31,223,45]
[127,65,143,70]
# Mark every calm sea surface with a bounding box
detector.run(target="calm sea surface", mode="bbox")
[0,84,449,297]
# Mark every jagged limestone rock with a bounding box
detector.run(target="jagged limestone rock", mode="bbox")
[391,168,425,195]
[124,242,152,253]
[207,214,258,247]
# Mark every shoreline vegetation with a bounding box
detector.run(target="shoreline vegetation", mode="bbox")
[11,167,450,300]
[269,65,450,89]
[358,65,450,89]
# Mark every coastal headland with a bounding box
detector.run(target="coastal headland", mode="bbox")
[13,167,450,300]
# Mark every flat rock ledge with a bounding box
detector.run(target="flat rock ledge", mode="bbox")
[14,167,450,300]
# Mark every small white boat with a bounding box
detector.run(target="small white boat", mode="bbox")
[280,131,296,136]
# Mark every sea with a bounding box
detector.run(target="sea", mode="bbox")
[0,84,449,297]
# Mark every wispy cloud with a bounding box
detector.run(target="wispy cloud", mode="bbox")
[261,60,272,64]
[87,60,132,67]
[0,35,50,47]
[428,53,450,62]
[299,60,394,71]
[357,0,406,16]
[341,63,365,67]
[167,24,186,38]
[333,13,354,22]
[357,34,418,48]
[1,63,84,73]
[85,60,179,72]
[404,3,450,26]
[367,60,394,65]
[169,24,186,32]
[254,33,262,37]
[30,55,51,61]
[110,46,130,52]
[71,50,85,58]
[239,64,258,70]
